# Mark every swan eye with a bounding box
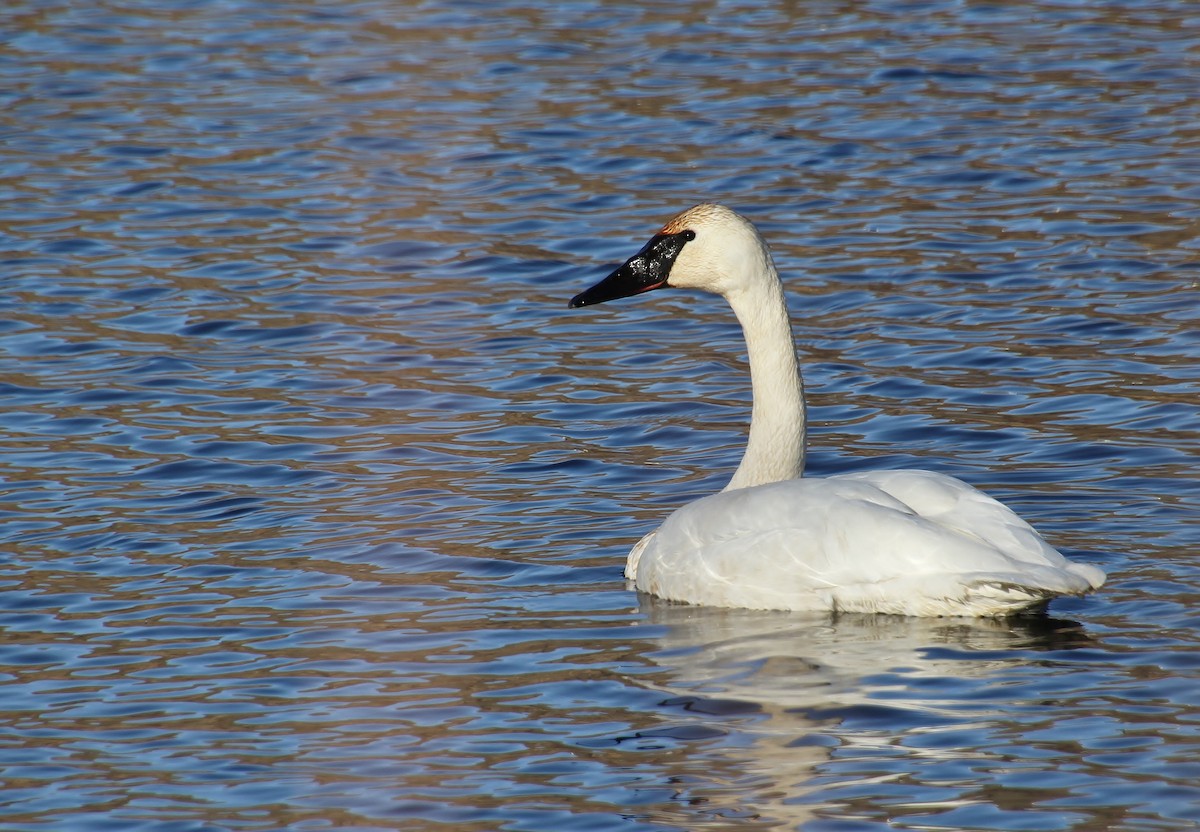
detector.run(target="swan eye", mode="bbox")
[682,230,696,241]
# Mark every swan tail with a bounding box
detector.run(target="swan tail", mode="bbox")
[945,565,1106,617]
[821,566,1106,617]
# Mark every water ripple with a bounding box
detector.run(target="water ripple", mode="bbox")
[0,0,1198,829]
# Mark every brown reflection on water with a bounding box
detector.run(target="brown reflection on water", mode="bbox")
[2,0,1198,829]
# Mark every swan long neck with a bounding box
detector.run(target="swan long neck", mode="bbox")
[722,257,807,491]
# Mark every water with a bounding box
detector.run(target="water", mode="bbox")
[2,0,1199,829]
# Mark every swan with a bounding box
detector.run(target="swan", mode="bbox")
[569,203,1105,617]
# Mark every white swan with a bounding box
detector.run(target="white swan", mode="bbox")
[570,203,1105,617]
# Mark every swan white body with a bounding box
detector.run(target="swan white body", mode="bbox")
[571,204,1105,616]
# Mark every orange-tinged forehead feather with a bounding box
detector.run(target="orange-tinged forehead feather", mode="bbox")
[659,202,726,235]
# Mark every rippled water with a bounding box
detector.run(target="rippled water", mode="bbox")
[3,0,1199,829]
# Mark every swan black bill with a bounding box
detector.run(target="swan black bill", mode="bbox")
[568,229,695,308]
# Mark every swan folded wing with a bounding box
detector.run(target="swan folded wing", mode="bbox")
[633,475,1103,615]
[835,469,1105,590]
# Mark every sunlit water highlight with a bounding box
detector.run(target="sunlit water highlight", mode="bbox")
[2,1,1199,830]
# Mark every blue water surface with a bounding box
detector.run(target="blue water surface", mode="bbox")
[1,1,1199,830]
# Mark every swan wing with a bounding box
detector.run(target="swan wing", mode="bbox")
[837,469,1105,586]
[631,473,1104,616]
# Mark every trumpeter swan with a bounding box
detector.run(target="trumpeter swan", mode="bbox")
[569,203,1105,616]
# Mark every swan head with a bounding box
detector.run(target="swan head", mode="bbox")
[569,203,773,308]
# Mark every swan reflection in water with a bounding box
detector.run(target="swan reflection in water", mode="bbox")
[629,596,1094,826]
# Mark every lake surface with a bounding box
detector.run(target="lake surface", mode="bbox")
[2,0,1199,829]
